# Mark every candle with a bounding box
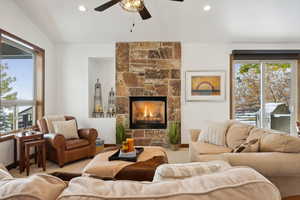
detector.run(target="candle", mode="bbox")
[126,138,134,152]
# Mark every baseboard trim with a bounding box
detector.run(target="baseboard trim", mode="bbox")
[180,144,189,148]
[104,144,117,147]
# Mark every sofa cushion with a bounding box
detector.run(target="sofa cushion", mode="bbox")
[0,163,7,172]
[226,122,254,149]
[66,139,89,150]
[0,169,13,180]
[198,121,229,146]
[260,133,300,153]
[0,164,12,180]
[58,168,281,200]
[247,128,274,143]
[194,142,233,155]
[0,174,66,200]
[153,161,231,182]
[233,139,260,153]
[53,120,79,139]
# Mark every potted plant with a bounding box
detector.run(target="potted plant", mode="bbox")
[116,123,126,145]
[168,122,180,151]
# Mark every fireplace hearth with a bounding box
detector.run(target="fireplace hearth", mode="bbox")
[130,97,167,129]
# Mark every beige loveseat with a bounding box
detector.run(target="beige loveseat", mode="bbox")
[0,162,281,200]
[189,120,300,198]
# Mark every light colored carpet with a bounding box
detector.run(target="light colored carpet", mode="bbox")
[9,148,189,178]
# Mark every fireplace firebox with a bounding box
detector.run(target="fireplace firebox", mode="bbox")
[130,97,167,129]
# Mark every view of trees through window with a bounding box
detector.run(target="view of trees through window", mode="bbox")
[234,62,294,133]
[0,36,35,134]
[0,63,17,132]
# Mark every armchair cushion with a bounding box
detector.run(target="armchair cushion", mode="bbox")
[53,120,79,139]
[66,139,90,150]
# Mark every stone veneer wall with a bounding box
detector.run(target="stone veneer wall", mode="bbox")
[116,42,181,146]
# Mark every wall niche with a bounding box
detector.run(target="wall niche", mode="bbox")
[88,57,115,118]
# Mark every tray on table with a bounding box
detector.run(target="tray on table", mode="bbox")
[109,147,144,162]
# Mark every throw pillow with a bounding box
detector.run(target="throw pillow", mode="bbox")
[233,139,259,153]
[153,161,232,182]
[226,122,254,149]
[198,121,229,146]
[45,115,66,133]
[260,133,300,153]
[52,120,78,139]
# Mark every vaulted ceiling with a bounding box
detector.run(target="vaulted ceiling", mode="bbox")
[14,0,300,43]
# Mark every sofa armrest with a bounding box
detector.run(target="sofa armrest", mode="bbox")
[189,129,202,142]
[78,128,98,143]
[44,133,66,150]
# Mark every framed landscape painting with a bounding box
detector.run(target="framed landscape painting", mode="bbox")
[186,71,226,101]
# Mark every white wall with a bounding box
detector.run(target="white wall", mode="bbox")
[56,43,231,144]
[57,42,300,145]
[0,0,57,165]
[181,43,231,143]
[56,44,116,144]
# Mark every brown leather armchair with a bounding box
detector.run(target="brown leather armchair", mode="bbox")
[37,116,98,167]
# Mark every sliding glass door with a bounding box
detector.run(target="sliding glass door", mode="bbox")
[232,60,297,135]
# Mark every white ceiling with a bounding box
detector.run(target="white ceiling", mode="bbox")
[14,0,300,44]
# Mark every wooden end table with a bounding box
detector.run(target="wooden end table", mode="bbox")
[14,131,44,173]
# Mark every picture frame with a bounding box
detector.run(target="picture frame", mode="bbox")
[185,71,226,102]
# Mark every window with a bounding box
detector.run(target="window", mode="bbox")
[0,30,44,134]
[230,50,299,136]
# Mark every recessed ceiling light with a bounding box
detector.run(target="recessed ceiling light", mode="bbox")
[203,5,211,11]
[78,5,87,12]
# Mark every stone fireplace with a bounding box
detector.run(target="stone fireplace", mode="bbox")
[130,97,167,129]
[116,42,181,146]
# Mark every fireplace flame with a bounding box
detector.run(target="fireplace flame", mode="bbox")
[143,105,153,118]
[144,106,148,118]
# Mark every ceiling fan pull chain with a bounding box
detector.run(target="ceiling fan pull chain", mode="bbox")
[130,21,136,33]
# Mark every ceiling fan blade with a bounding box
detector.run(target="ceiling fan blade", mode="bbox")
[139,3,152,20]
[94,0,122,11]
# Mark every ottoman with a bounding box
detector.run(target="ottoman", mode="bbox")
[83,146,168,181]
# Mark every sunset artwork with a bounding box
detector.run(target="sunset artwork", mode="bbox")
[191,76,221,96]
[186,71,225,102]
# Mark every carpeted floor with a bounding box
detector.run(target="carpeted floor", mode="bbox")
[9,148,189,178]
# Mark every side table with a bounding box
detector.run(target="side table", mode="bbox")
[14,131,44,173]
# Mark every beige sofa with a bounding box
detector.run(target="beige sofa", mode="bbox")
[0,162,281,200]
[189,121,300,198]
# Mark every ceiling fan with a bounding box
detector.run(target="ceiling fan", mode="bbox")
[94,0,184,20]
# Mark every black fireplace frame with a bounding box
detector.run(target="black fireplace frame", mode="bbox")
[129,96,167,129]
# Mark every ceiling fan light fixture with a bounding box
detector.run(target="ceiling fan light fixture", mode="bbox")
[120,0,144,12]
